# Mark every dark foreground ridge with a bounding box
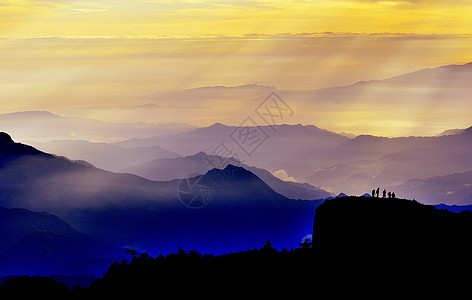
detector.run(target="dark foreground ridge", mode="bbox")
[1,196,471,296]
[313,196,472,259]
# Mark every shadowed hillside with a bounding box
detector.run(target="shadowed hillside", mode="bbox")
[126,151,333,199]
[312,196,472,268]
[28,139,180,172]
[0,132,322,259]
[0,206,123,277]
[2,196,471,296]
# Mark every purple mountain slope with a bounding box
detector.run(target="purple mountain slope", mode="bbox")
[0,206,122,277]
[0,132,323,260]
[28,139,180,172]
[126,151,333,200]
[389,170,472,205]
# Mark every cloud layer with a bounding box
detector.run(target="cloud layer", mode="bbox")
[1,0,472,38]
[1,1,471,136]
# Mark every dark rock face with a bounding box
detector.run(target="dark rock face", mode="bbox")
[312,196,472,270]
[0,132,46,160]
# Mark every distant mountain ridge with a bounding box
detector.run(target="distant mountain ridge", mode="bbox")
[0,132,322,262]
[126,151,333,200]
[70,164,322,255]
[141,122,349,154]
[0,206,122,277]
[307,125,472,197]
[390,170,472,205]
[28,139,180,172]
[4,116,472,205]
[4,61,472,199]
[314,61,472,92]
[436,128,466,136]
[349,62,472,87]
[0,132,48,160]
[138,123,350,184]
[0,111,195,142]
[0,206,85,253]
[133,121,472,202]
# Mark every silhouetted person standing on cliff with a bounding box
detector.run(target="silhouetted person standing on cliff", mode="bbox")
[392,192,396,199]
[382,189,386,198]
[372,189,376,198]
[376,187,380,198]
[388,192,392,198]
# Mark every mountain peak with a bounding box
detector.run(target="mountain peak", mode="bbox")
[208,122,228,128]
[223,164,244,171]
[205,164,262,183]
[0,132,47,158]
[0,132,14,145]
[462,126,472,136]
[446,62,472,69]
[191,151,208,158]
[199,164,289,205]
[1,111,60,118]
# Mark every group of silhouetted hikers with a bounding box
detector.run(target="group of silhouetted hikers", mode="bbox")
[371,187,395,199]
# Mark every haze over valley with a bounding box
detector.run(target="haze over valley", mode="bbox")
[1,0,472,291]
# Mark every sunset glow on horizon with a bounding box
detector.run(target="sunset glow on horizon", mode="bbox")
[2,0,472,38]
[1,0,472,137]
[2,3,472,279]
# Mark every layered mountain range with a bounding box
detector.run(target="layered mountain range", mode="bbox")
[106,123,472,204]
[1,62,472,279]
[0,133,322,276]
[3,62,472,204]
[7,114,472,204]
[0,206,122,277]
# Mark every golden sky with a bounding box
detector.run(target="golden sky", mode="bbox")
[2,0,472,37]
[1,0,472,136]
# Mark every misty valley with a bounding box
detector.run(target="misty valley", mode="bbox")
[1,101,472,295]
[1,3,472,292]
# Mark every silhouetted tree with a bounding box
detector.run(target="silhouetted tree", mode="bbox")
[126,246,137,261]
[260,240,277,255]
[299,239,312,249]
[189,249,202,258]
[70,210,472,299]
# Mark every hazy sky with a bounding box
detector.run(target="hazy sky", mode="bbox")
[1,0,471,136]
